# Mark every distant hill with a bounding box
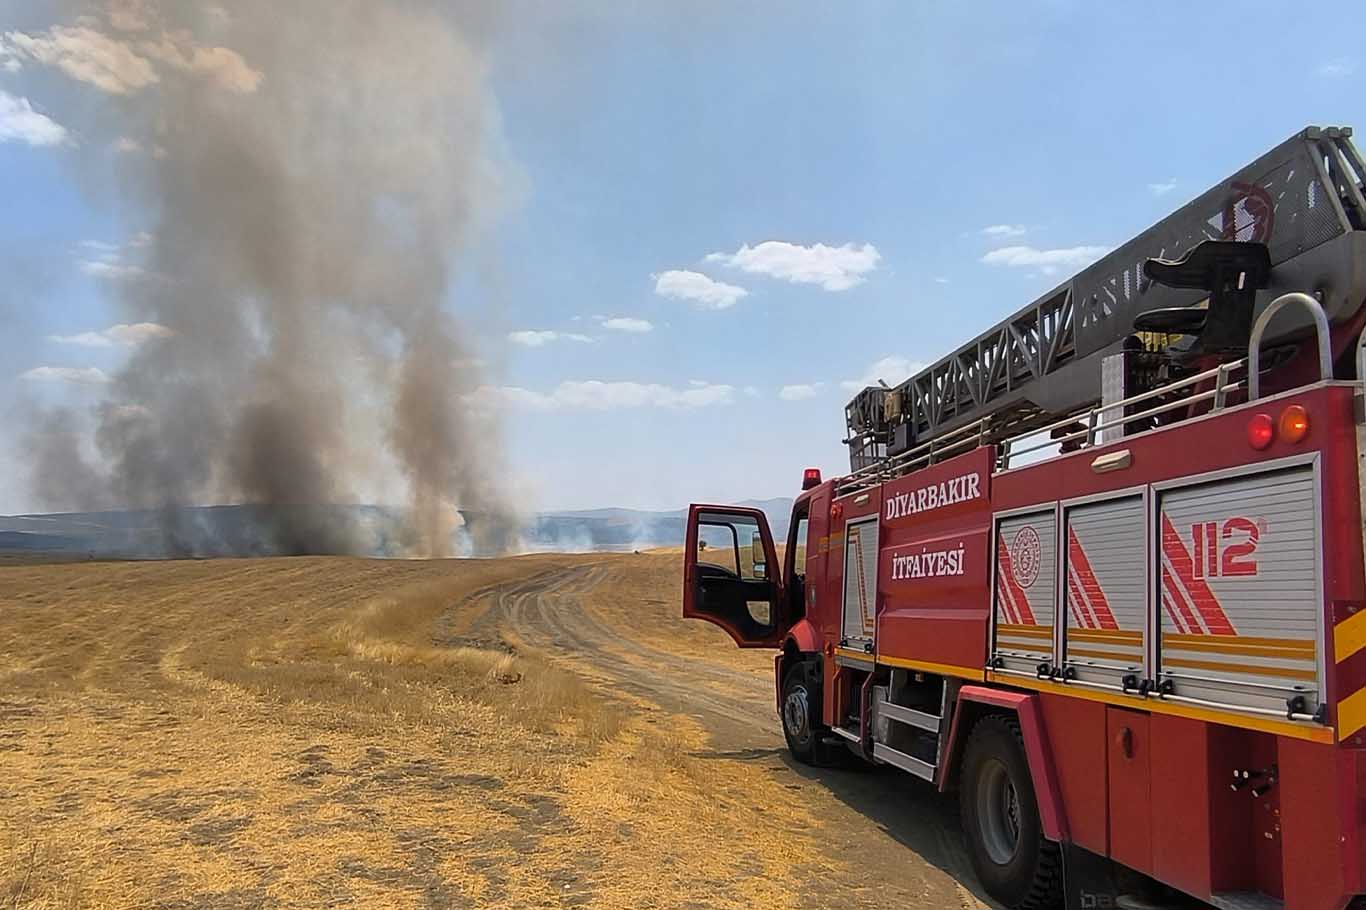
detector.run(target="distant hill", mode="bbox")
[0,498,796,558]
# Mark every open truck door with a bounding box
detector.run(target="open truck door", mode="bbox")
[683,504,787,647]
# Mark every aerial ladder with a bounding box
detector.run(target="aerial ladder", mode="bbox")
[843,125,1366,478]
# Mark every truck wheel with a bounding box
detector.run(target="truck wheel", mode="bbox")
[781,661,840,765]
[960,715,1061,910]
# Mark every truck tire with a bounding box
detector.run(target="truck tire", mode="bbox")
[780,661,842,766]
[960,715,1061,910]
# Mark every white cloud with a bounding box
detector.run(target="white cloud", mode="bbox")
[479,380,734,411]
[980,244,1110,276]
[79,260,145,280]
[0,90,69,147]
[509,330,595,347]
[981,224,1026,238]
[778,383,823,401]
[933,276,951,284]
[841,355,926,392]
[49,322,173,348]
[106,322,172,344]
[706,241,880,292]
[75,234,155,281]
[112,136,142,153]
[1317,59,1357,78]
[1147,178,1178,196]
[599,316,653,333]
[138,36,262,93]
[653,270,748,310]
[19,366,111,385]
[3,26,159,94]
[3,24,261,96]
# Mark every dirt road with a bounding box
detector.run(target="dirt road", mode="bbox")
[445,556,992,909]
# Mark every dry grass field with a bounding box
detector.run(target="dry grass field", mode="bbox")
[0,552,985,910]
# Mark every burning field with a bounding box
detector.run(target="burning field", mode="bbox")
[0,552,986,909]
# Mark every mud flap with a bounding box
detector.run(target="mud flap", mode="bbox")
[1064,843,1120,910]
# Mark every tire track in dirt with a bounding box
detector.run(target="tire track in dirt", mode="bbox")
[444,560,996,910]
[493,565,778,743]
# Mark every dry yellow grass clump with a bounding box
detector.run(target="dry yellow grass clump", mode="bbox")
[0,554,833,909]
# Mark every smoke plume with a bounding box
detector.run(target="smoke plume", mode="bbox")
[13,1,517,556]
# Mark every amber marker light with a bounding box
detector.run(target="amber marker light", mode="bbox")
[1279,405,1310,444]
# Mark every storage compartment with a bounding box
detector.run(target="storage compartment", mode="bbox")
[992,508,1057,674]
[1156,464,1322,718]
[1063,494,1147,688]
[841,516,879,648]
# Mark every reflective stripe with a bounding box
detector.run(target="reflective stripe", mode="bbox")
[984,671,1333,744]
[1335,608,1366,664]
[1163,657,1318,681]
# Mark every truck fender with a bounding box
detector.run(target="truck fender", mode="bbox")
[939,686,1069,843]
[773,620,822,714]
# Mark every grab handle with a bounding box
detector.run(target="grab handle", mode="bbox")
[1247,292,1332,400]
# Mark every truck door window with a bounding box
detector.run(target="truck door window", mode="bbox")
[696,514,767,580]
[792,517,809,577]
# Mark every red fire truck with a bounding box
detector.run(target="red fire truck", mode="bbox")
[684,126,1366,910]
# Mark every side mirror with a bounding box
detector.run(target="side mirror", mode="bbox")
[751,532,766,576]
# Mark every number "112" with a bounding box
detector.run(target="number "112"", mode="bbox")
[1191,518,1260,578]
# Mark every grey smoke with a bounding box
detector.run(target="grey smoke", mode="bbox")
[19,1,517,556]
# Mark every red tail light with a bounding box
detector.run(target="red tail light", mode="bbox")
[1247,413,1275,450]
[1279,405,1310,443]
[802,468,822,490]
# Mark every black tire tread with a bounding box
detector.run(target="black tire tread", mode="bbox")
[781,659,847,767]
[961,714,1062,910]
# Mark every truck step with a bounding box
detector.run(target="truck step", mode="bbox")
[875,698,941,733]
[1206,894,1283,910]
[829,725,861,744]
[872,742,936,782]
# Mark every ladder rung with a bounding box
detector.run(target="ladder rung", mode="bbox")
[829,725,861,743]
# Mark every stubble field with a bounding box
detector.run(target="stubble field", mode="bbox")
[0,551,987,909]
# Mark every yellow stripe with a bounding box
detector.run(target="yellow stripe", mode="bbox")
[1163,639,1316,661]
[834,647,874,663]
[1067,646,1140,663]
[996,638,1052,652]
[1069,629,1143,644]
[1338,686,1366,738]
[877,654,986,681]
[1335,609,1366,664]
[985,671,1334,744]
[1163,657,1318,681]
[997,624,1054,638]
[1164,632,1314,651]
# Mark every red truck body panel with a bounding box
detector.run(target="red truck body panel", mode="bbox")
[788,382,1366,908]
[874,446,994,676]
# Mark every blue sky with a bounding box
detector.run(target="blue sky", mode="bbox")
[2,2,1364,515]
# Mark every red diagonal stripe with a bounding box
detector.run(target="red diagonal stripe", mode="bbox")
[1067,528,1119,630]
[1161,568,1199,634]
[1161,514,1236,635]
[997,535,1036,624]
[996,564,1019,624]
[1065,569,1091,628]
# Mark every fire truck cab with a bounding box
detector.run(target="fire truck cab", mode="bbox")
[684,127,1366,910]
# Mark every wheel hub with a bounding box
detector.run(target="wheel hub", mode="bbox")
[977,759,1022,866]
[783,686,810,743]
